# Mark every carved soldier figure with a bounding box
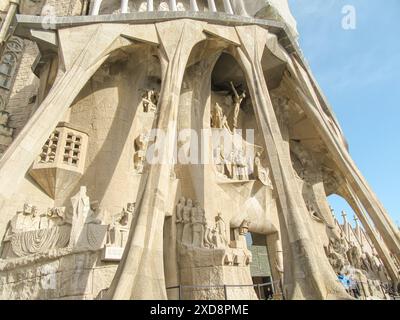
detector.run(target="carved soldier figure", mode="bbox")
[11,203,41,232]
[226,150,235,179]
[239,220,251,235]
[204,222,217,249]
[191,202,206,248]
[214,213,228,248]
[181,198,193,245]
[236,149,248,180]
[42,207,67,228]
[213,145,226,176]
[176,197,186,242]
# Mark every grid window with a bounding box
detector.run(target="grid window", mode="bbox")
[63,132,82,167]
[38,130,60,164]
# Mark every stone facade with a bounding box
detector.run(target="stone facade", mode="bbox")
[0,0,398,300]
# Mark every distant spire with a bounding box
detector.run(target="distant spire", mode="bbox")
[341,210,347,224]
[329,206,335,218]
[354,215,359,227]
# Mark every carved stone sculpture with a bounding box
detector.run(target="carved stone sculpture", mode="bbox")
[181,198,193,246]
[69,187,107,251]
[253,152,273,187]
[134,133,149,174]
[0,0,398,301]
[347,242,362,270]
[191,202,206,248]
[214,213,228,248]
[141,89,159,113]
[230,81,246,130]
[211,102,231,132]
[0,204,70,259]
[107,203,135,248]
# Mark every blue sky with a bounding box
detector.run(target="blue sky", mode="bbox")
[288,0,400,227]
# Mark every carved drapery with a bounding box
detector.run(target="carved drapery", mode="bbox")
[10,225,71,257]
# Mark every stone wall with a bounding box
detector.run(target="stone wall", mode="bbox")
[0,0,85,158]
[0,249,118,300]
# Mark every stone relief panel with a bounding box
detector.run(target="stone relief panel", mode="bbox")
[210,86,273,187]
[323,216,390,299]
[102,202,136,262]
[0,109,13,152]
[1,204,70,259]
[0,186,110,262]
[0,36,23,155]
[0,186,136,299]
[175,197,256,300]
[176,198,230,250]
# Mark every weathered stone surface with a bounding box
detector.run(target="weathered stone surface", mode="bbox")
[0,0,397,301]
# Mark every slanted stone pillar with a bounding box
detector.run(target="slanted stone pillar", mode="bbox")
[91,0,103,15]
[231,25,350,300]
[285,58,400,261]
[106,20,207,300]
[342,185,399,285]
[121,0,129,13]
[223,0,234,14]
[207,0,217,12]
[341,210,350,239]
[190,0,199,12]
[169,0,177,11]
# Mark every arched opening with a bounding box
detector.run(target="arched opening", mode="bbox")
[245,232,275,300]
[328,194,358,227]
[325,193,393,298]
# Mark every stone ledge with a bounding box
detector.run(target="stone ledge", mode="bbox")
[14,11,297,54]
[0,247,102,272]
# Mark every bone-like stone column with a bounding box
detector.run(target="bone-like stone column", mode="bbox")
[190,0,199,12]
[207,0,217,12]
[121,0,129,13]
[231,25,350,300]
[342,185,399,284]
[169,0,177,11]
[106,20,206,300]
[223,0,234,14]
[91,0,103,15]
[147,0,154,11]
[285,61,400,260]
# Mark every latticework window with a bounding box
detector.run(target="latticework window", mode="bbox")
[39,130,60,164]
[63,132,82,167]
[0,53,17,90]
